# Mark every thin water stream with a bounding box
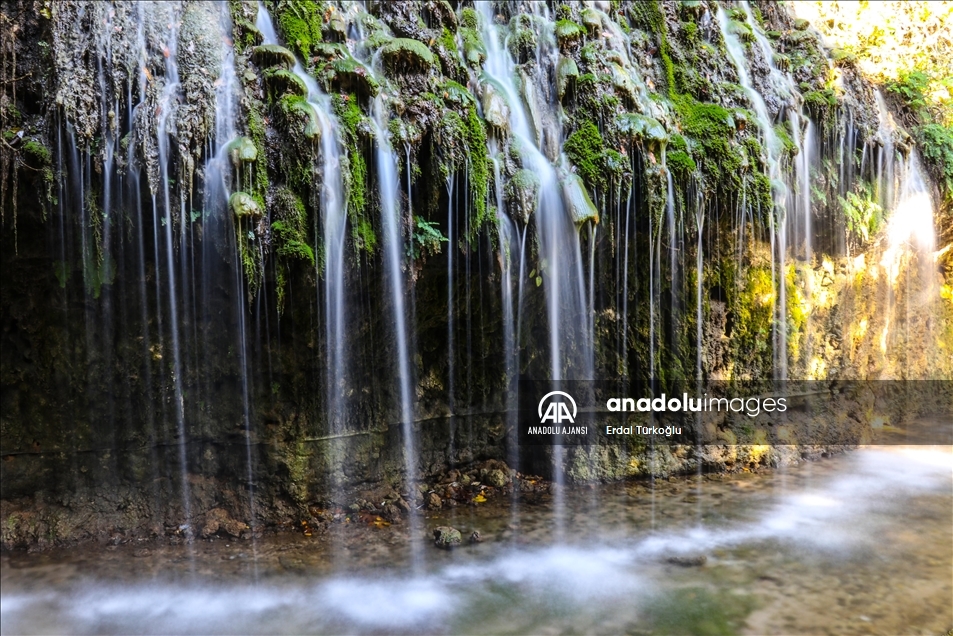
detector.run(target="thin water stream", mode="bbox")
[2,443,949,635]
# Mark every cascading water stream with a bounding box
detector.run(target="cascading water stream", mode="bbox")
[716,5,789,381]
[477,4,591,383]
[874,90,897,213]
[477,2,597,535]
[370,95,421,566]
[202,1,256,545]
[256,3,348,503]
[150,1,194,539]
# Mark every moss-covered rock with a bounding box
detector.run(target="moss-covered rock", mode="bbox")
[263,68,308,99]
[226,137,259,165]
[581,8,602,34]
[504,168,539,224]
[327,54,380,97]
[562,172,599,225]
[462,27,486,67]
[555,19,584,49]
[557,56,579,100]
[432,526,462,549]
[563,120,605,188]
[460,7,479,30]
[381,37,436,74]
[277,95,322,140]
[229,191,263,218]
[274,0,325,59]
[615,113,667,146]
[508,14,538,63]
[251,44,296,70]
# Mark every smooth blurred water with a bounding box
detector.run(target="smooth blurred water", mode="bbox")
[2,446,951,635]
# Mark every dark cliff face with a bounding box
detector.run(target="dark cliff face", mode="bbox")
[0,0,950,548]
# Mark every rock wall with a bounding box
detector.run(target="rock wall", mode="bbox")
[1,0,950,548]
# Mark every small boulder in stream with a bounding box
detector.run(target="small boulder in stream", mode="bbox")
[432,526,462,550]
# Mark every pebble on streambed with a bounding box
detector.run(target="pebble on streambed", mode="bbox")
[665,554,708,567]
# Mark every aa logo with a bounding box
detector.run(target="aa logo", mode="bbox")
[538,391,577,424]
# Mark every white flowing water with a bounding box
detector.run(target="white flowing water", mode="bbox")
[477,2,596,536]
[2,445,949,635]
[716,6,789,381]
[477,4,591,383]
[491,156,522,474]
[256,2,348,496]
[150,1,193,539]
[370,95,420,566]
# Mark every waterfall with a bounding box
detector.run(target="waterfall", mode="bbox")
[150,1,194,538]
[477,3,592,383]
[874,90,898,213]
[256,3,348,503]
[716,5,789,381]
[370,95,420,564]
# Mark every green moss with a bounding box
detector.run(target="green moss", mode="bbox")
[916,123,953,196]
[564,120,604,190]
[773,124,797,159]
[727,264,776,375]
[381,38,436,73]
[675,97,734,140]
[229,0,264,51]
[251,44,296,70]
[272,221,314,262]
[743,136,763,164]
[460,8,479,30]
[748,172,774,215]
[802,89,838,119]
[667,150,696,179]
[629,0,665,34]
[273,95,320,190]
[353,217,377,252]
[673,96,744,191]
[263,68,308,100]
[504,168,540,224]
[681,21,698,43]
[464,105,489,219]
[554,19,584,46]
[436,27,459,73]
[331,94,369,232]
[274,0,324,59]
[328,54,380,97]
[615,113,667,145]
[22,140,51,165]
[245,99,269,197]
[461,27,486,67]
[507,13,538,61]
[226,136,259,165]
[230,191,263,218]
[669,134,688,153]
[440,80,476,107]
[557,56,579,99]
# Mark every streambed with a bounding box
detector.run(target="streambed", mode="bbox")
[2,445,950,635]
